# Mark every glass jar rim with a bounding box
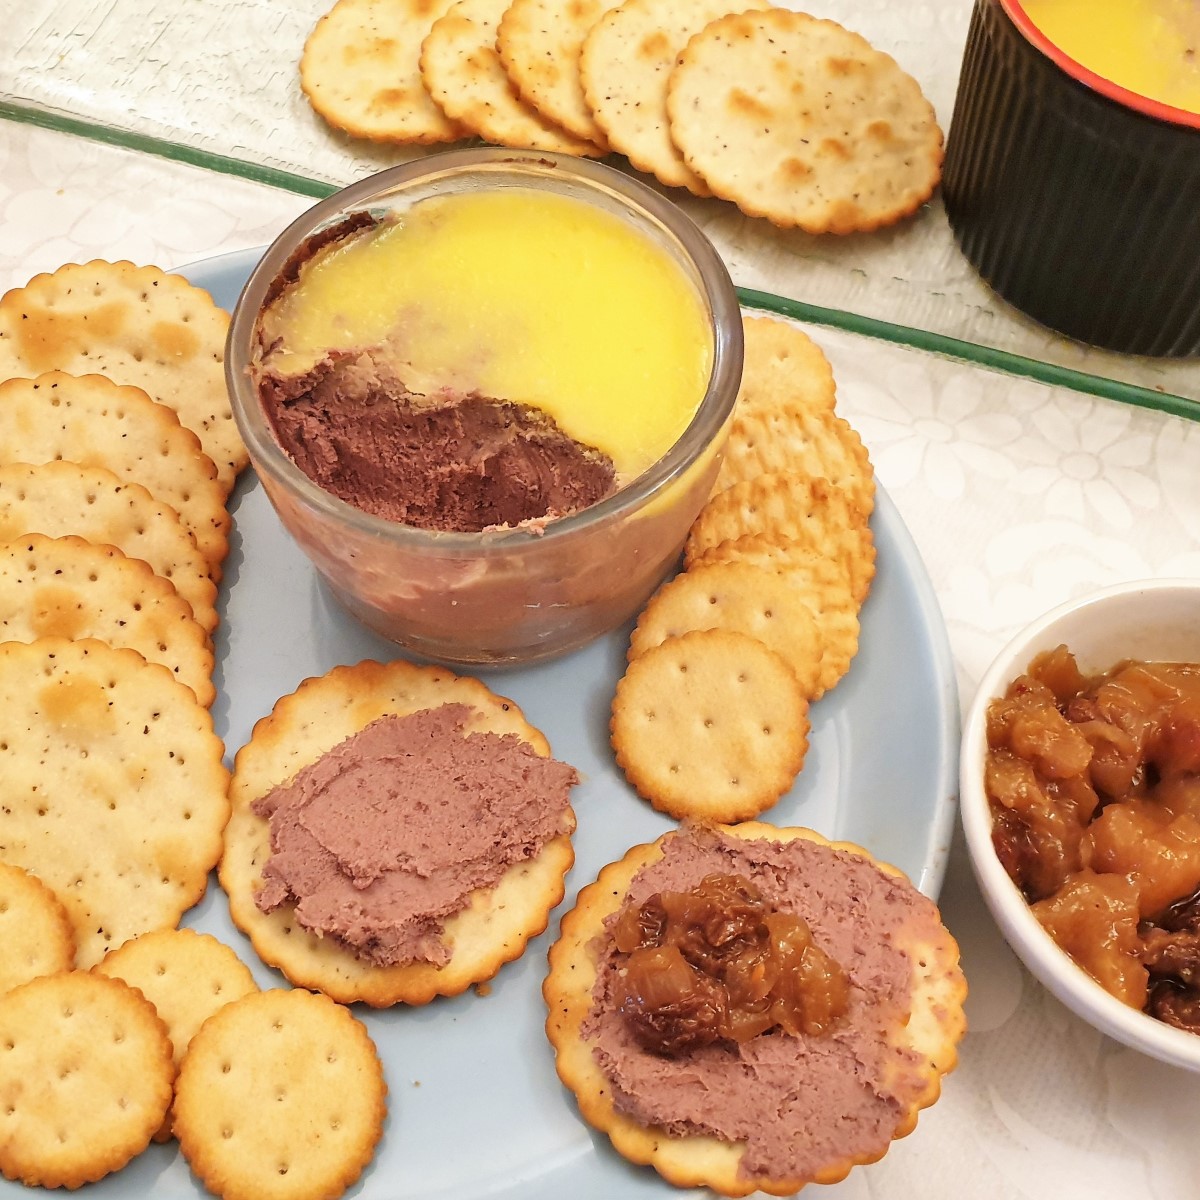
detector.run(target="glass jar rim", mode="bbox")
[226,148,743,557]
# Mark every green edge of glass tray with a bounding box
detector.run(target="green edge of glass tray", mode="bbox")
[3,98,1196,425]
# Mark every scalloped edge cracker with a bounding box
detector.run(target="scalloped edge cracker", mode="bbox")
[0,971,174,1189]
[611,629,809,821]
[497,0,621,148]
[174,988,386,1200]
[422,0,602,155]
[0,462,219,638]
[666,9,943,232]
[0,261,244,490]
[302,0,468,145]
[580,0,770,194]
[0,637,229,966]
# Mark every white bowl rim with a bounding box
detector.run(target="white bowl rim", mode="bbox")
[960,576,1200,1073]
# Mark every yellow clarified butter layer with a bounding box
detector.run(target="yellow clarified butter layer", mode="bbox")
[260,189,714,478]
[1020,0,1200,114]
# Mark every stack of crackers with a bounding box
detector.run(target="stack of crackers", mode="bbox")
[0,262,388,1198]
[610,312,875,823]
[301,0,944,233]
[0,259,240,973]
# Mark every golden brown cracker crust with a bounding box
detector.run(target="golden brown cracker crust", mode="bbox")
[0,863,75,995]
[0,461,220,637]
[716,406,876,517]
[628,560,824,699]
[301,0,469,145]
[96,928,261,1144]
[421,0,603,155]
[543,822,967,1197]
[221,658,576,1006]
[174,988,386,1200]
[685,472,874,598]
[579,0,769,194]
[95,928,259,1068]
[0,636,230,966]
[0,970,174,1189]
[0,371,230,573]
[738,315,838,416]
[0,534,216,706]
[0,261,243,490]
[496,0,620,148]
[666,9,943,233]
[702,525,877,608]
[611,629,809,821]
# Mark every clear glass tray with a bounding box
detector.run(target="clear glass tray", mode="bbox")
[3,0,1197,405]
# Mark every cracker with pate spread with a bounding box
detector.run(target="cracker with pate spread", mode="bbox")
[544,822,966,1197]
[220,658,579,1007]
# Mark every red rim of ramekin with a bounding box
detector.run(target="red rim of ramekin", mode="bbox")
[1002,0,1200,130]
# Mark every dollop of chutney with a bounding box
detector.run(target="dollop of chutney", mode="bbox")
[611,872,849,1057]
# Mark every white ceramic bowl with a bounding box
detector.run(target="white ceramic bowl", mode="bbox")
[960,578,1200,1073]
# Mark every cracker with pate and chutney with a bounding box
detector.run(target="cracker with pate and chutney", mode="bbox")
[544,822,967,1197]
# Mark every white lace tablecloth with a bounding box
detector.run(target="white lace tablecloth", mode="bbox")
[2,120,1199,1200]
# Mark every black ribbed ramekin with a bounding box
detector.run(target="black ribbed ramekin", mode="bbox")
[942,0,1200,357]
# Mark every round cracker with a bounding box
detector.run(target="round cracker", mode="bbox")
[691,534,865,698]
[421,0,602,155]
[694,530,857,609]
[301,0,468,145]
[174,988,386,1200]
[0,461,219,638]
[0,534,215,706]
[666,9,943,233]
[737,315,838,418]
[694,521,877,610]
[580,0,770,194]
[96,927,260,1144]
[629,560,824,699]
[610,629,809,821]
[496,0,622,148]
[685,472,873,599]
[0,637,230,967]
[0,971,174,1189]
[0,863,75,995]
[220,659,576,1007]
[0,372,230,573]
[543,822,967,1197]
[0,261,243,490]
[715,407,876,516]
[95,929,259,1069]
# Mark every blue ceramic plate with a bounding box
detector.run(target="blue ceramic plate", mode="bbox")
[1,249,958,1200]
